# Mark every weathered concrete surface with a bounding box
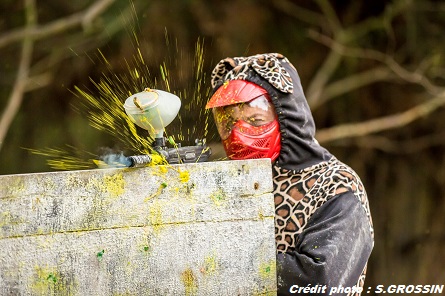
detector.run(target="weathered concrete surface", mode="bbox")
[0,159,276,295]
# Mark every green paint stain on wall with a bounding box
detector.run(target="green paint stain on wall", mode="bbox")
[209,189,226,206]
[47,273,58,283]
[253,261,278,296]
[97,249,105,261]
[259,260,276,280]
[31,266,76,296]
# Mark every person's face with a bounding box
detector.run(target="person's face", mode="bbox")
[212,95,277,140]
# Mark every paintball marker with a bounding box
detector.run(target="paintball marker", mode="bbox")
[118,88,211,167]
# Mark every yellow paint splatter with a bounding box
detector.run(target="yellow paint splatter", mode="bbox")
[87,173,126,198]
[27,146,98,171]
[179,170,190,183]
[200,253,218,275]
[30,34,213,171]
[31,266,76,295]
[181,268,198,296]
[144,182,167,202]
[258,208,265,220]
[259,260,276,280]
[103,173,126,197]
[149,201,164,233]
[209,189,226,206]
[158,165,168,174]
[150,154,166,166]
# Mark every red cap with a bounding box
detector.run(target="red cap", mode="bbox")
[206,80,268,109]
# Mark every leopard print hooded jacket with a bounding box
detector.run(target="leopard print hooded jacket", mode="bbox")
[211,53,374,296]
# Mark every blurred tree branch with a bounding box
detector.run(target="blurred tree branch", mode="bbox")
[274,0,445,144]
[310,29,445,143]
[308,29,442,95]
[0,0,115,49]
[318,66,393,107]
[329,132,445,154]
[0,0,117,152]
[0,0,36,151]
[303,1,411,108]
[316,90,445,143]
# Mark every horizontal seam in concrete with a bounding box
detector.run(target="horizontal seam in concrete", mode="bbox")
[0,215,274,240]
[239,191,273,198]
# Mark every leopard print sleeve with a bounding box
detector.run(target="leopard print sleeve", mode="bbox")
[276,191,373,295]
[273,157,374,295]
[273,157,373,253]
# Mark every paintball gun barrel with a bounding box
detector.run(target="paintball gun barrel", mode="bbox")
[126,139,211,167]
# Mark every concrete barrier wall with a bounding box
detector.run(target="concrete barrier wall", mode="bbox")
[0,159,277,295]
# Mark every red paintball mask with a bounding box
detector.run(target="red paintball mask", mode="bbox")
[206,80,281,161]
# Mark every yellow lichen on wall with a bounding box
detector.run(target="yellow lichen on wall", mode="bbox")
[40,176,57,193]
[1,176,25,198]
[253,289,278,296]
[0,211,12,228]
[0,211,26,238]
[64,174,86,189]
[0,211,12,238]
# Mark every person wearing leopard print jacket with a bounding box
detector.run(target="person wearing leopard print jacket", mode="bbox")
[206,53,374,295]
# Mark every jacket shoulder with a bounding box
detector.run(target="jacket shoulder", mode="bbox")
[273,157,374,252]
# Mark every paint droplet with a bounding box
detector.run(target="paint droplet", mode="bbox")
[97,249,105,260]
[179,170,190,183]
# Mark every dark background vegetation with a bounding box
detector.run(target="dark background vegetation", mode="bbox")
[1,0,445,289]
